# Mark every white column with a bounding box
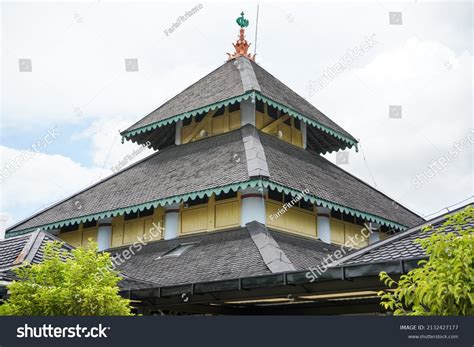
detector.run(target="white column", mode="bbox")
[368,222,381,244]
[97,218,112,251]
[301,121,307,149]
[164,203,180,240]
[240,99,256,127]
[175,120,182,145]
[240,187,266,226]
[316,206,331,244]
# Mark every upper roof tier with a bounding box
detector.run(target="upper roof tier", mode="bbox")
[121,57,358,153]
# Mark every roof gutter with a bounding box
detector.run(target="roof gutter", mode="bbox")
[120,257,426,305]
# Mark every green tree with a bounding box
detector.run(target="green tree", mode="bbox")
[378,206,474,316]
[0,241,133,316]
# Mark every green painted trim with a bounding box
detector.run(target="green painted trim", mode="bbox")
[120,91,358,151]
[260,180,408,230]
[5,180,261,237]
[121,92,254,138]
[6,178,407,238]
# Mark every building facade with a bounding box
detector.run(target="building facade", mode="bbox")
[3,13,427,314]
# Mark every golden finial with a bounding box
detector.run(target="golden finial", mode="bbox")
[227,12,256,61]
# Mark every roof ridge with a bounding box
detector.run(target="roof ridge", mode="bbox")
[12,230,40,265]
[235,57,261,92]
[246,221,296,273]
[23,231,48,264]
[240,125,269,178]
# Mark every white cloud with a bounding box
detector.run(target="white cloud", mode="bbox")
[0,145,104,228]
[71,116,155,174]
[320,37,472,217]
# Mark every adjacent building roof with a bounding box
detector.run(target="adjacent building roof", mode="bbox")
[121,57,357,153]
[0,230,157,291]
[114,222,341,290]
[6,126,422,236]
[0,231,74,282]
[333,203,473,267]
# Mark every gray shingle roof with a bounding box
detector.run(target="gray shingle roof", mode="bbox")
[273,231,344,270]
[334,204,473,266]
[7,130,249,233]
[6,126,422,235]
[0,231,156,291]
[0,231,74,281]
[124,61,245,134]
[122,57,356,145]
[249,61,354,141]
[114,222,341,290]
[0,234,30,269]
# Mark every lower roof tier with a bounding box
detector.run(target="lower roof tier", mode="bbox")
[6,125,423,236]
[112,222,342,289]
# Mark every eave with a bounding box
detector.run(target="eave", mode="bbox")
[120,90,358,154]
[6,178,408,238]
[120,257,426,314]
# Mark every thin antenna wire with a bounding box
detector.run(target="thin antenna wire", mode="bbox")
[358,143,377,188]
[254,4,260,56]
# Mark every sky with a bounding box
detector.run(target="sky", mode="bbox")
[1,1,472,238]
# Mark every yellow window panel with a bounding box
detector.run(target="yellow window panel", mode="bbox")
[293,209,316,237]
[277,123,292,143]
[123,220,143,245]
[144,218,161,241]
[255,113,264,129]
[181,206,208,234]
[60,232,81,248]
[215,201,239,229]
[212,115,227,135]
[111,224,124,248]
[181,125,193,142]
[292,128,303,147]
[266,201,281,228]
[82,228,98,246]
[229,112,241,130]
[346,225,369,248]
[330,220,345,244]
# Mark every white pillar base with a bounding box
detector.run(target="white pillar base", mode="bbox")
[301,122,307,149]
[240,188,266,226]
[240,99,256,127]
[317,207,331,244]
[175,120,182,145]
[368,223,381,244]
[97,218,112,251]
[164,204,180,240]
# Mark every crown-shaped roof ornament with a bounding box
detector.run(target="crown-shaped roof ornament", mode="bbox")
[227,12,256,61]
